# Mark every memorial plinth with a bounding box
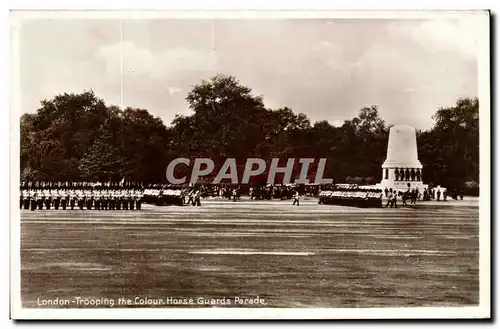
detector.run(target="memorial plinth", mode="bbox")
[377,124,428,192]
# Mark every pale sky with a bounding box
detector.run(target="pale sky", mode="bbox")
[18,16,481,129]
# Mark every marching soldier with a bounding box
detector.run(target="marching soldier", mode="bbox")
[43,188,51,210]
[102,189,109,210]
[30,189,38,211]
[129,189,135,210]
[385,189,393,208]
[99,189,106,210]
[115,189,121,210]
[61,189,68,210]
[85,189,93,210]
[109,189,114,209]
[69,189,77,210]
[193,189,201,206]
[20,190,23,209]
[23,189,31,210]
[78,189,85,210]
[293,191,300,206]
[94,189,101,210]
[122,189,129,210]
[37,189,44,210]
[53,189,61,210]
[135,189,143,210]
[187,190,194,206]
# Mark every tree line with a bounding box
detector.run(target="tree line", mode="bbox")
[20,74,479,192]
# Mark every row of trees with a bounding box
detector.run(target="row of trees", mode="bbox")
[20,75,479,191]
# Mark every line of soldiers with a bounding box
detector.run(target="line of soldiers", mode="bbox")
[318,188,383,208]
[20,188,144,211]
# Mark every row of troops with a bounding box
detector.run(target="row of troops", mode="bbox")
[20,189,144,211]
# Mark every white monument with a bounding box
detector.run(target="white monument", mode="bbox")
[377,124,428,192]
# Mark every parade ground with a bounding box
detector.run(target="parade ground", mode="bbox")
[20,198,479,308]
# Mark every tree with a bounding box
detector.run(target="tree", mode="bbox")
[418,97,479,189]
[79,128,124,181]
[174,74,270,160]
[332,106,388,181]
[20,90,109,181]
[20,91,172,183]
[119,108,171,183]
[19,78,479,190]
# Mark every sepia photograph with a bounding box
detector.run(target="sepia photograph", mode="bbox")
[10,10,491,320]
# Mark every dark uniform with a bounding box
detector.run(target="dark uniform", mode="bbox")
[61,190,68,210]
[129,190,135,210]
[23,190,31,210]
[53,190,61,210]
[135,190,142,210]
[122,190,129,210]
[30,190,38,211]
[70,190,76,210]
[193,190,201,206]
[102,190,109,210]
[37,191,44,210]
[78,190,85,210]
[94,190,101,210]
[293,192,300,206]
[86,190,93,210]
[115,190,121,210]
[44,190,52,210]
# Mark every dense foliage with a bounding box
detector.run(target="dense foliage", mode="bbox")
[20,74,479,191]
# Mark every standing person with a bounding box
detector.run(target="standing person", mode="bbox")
[61,189,68,210]
[437,190,441,201]
[37,189,44,210]
[23,189,30,210]
[411,188,417,206]
[392,191,398,208]
[402,189,409,206]
[122,189,129,210]
[194,189,201,206]
[108,190,115,210]
[443,190,447,201]
[385,189,393,208]
[69,189,76,210]
[78,189,85,210]
[187,190,194,206]
[384,187,389,198]
[20,189,23,209]
[86,189,93,210]
[53,189,61,210]
[94,189,101,210]
[232,188,237,202]
[135,189,143,210]
[129,189,135,210]
[43,189,51,210]
[293,191,300,206]
[115,189,122,210]
[30,190,38,211]
[23,189,31,210]
[102,189,109,210]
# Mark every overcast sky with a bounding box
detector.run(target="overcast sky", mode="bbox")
[18,16,481,129]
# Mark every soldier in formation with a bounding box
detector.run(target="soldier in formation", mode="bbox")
[19,182,144,211]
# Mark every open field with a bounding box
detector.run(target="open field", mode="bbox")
[20,198,479,308]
